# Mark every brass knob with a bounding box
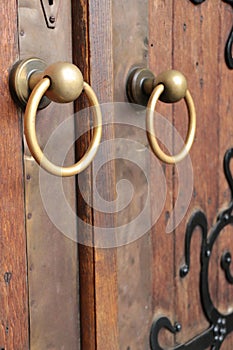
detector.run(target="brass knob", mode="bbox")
[144,70,188,103]
[9,57,85,108]
[30,61,84,103]
[9,58,102,177]
[126,67,196,164]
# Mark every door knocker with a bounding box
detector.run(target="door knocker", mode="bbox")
[126,67,196,164]
[9,58,102,177]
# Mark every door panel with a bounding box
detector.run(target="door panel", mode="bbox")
[149,2,175,348]
[73,1,119,348]
[74,0,233,349]
[113,1,152,349]
[216,2,233,348]
[1,0,233,349]
[15,1,79,349]
[172,0,220,346]
[0,2,29,349]
[72,2,97,349]
[218,0,233,322]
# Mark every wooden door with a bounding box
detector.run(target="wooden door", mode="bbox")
[1,0,233,349]
[0,1,80,349]
[0,3,29,349]
[74,0,233,349]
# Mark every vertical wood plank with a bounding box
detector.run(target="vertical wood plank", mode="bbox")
[73,1,118,348]
[0,2,29,349]
[149,0,175,348]
[72,1,96,349]
[217,1,233,348]
[89,2,119,348]
[173,0,219,344]
[111,1,154,348]
[74,1,233,350]
[19,1,80,348]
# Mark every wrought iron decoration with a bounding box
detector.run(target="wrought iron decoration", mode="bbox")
[190,0,206,3]
[190,0,233,69]
[150,148,233,349]
[224,0,233,69]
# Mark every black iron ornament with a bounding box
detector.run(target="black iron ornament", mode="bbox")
[190,0,206,3]
[150,148,233,350]
[189,0,233,69]
[224,0,233,69]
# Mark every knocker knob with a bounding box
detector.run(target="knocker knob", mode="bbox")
[37,62,84,103]
[127,67,188,105]
[152,70,187,103]
[9,57,85,109]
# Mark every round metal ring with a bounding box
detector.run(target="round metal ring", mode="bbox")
[24,77,102,177]
[146,84,196,164]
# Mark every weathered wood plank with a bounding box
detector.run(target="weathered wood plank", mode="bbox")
[19,1,80,348]
[72,1,96,349]
[217,1,233,348]
[0,2,29,348]
[149,0,175,348]
[174,0,220,344]
[89,1,119,348]
[111,0,154,348]
[73,1,118,348]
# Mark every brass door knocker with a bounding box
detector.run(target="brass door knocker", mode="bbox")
[126,67,196,164]
[9,58,102,177]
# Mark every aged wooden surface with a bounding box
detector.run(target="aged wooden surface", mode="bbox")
[112,0,154,349]
[149,0,233,348]
[72,1,96,349]
[73,0,233,349]
[149,0,175,348]
[73,0,118,349]
[19,1,80,349]
[174,0,219,344]
[173,0,233,348]
[0,2,29,349]
[217,0,233,348]
[89,1,119,348]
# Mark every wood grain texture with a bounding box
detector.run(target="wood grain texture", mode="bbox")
[0,2,29,349]
[172,0,233,347]
[72,1,96,349]
[73,1,233,349]
[149,0,176,348]
[73,1,118,349]
[148,0,233,348]
[216,1,233,348]
[19,1,80,348]
[89,1,118,349]
[174,0,219,344]
[111,1,154,348]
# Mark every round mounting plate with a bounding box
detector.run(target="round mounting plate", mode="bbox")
[126,67,155,107]
[9,57,50,110]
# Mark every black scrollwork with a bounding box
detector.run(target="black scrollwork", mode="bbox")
[190,0,233,69]
[221,252,233,284]
[225,25,233,69]
[150,148,233,350]
[223,1,233,69]
[150,317,178,350]
[223,0,233,7]
[190,0,206,4]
